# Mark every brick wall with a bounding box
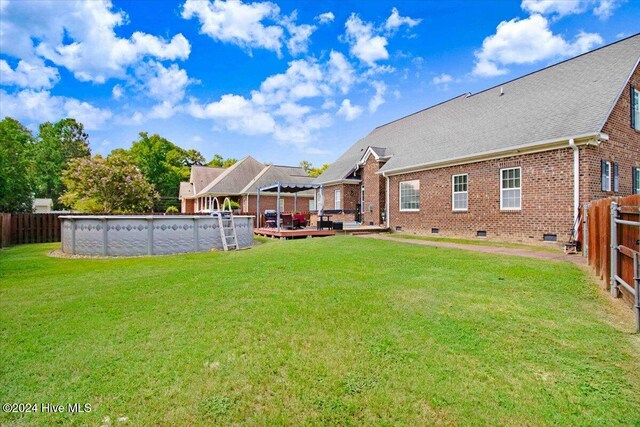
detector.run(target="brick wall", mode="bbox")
[384,63,639,243]
[321,183,359,211]
[181,198,195,213]
[583,65,640,201]
[362,155,386,225]
[388,149,576,242]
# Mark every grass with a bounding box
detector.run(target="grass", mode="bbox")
[1,236,639,426]
[389,233,564,253]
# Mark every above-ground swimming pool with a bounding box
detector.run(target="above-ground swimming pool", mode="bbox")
[60,215,254,256]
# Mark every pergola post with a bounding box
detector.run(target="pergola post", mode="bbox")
[276,183,281,232]
[294,193,297,211]
[256,189,260,228]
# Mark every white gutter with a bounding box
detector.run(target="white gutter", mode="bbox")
[385,176,390,229]
[569,138,580,235]
[381,132,606,177]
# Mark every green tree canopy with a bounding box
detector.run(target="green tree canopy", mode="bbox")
[0,117,35,212]
[206,154,237,168]
[128,132,200,200]
[300,160,330,177]
[32,118,91,209]
[61,155,158,213]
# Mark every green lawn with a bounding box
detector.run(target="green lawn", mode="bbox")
[1,237,638,426]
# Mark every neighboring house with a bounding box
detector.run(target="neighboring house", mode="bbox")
[32,198,53,213]
[315,34,640,242]
[179,156,315,213]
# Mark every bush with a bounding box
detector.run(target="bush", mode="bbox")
[165,206,179,213]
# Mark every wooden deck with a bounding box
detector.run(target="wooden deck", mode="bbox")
[254,227,336,239]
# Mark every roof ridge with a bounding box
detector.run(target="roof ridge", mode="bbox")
[374,33,640,132]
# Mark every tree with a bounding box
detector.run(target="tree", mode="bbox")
[184,149,205,167]
[32,118,91,209]
[61,155,158,213]
[0,117,35,212]
[299,160,330,177]
[207,154,237,168]
[129,132,191,200]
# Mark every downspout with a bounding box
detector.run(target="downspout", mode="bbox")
[569,138,579,235]
[385,176,390,229]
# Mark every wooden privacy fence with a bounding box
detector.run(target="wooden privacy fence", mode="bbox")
[0,213,63,247]
[582,194,640,331]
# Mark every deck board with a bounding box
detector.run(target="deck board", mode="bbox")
[254,228,336,239]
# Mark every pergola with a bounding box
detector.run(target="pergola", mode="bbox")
[256,182,322,231]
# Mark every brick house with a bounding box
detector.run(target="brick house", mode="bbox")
[315,34,640,242]
[179,156,315,213]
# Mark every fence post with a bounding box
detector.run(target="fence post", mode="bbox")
[634,252,640,333]
[610,201,619,298]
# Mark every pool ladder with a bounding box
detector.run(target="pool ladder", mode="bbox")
[210,198,239,251]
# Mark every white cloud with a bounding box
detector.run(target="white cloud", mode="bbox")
[0,59,59,89]
[327,51,356,94]
[182,0,284,56]
[384,7,421,32]
[185,54,365,144]
[0,0,190,84]
[368,81,386,113]
[472,14,602,77]
[281,11,316,55]
[344,13,389,66]
[316,12,335,24]
[431,73,456,89]
[337,99,362,121]
[112,84,124,100]
[0,89,112,130]
[137,61,196,104]
[521,0,621,19]
[593,0,621,19]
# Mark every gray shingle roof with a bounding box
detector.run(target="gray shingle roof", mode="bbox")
[241,165,315,196]
[197,156,266,196]
[316,34,640,182]
[179,182,193,199]
[190,166,225,194]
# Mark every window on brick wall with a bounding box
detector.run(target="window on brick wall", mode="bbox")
[334,189,341,210]
[452,174,468,211]
[500,167,521,210]
[601,161,611,191]
[309,199,316,211]
[632,85,639,130]
[399,180,420,211]
[279,198,285,212]
[633,167,640,195]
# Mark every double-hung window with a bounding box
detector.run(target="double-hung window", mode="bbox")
[601,161,612,192]
[633,167,640,195]
[600,160,620,192]
[399,180,420,211]
[452,174,468,211]
[500,167,521,210]
[334,189,341,210]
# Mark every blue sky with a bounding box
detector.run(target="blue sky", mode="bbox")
[1,0,638,167]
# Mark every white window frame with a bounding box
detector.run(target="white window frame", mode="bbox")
[399,180,420,212]
[279,197,285,212]
[602,161,612,192]
[334,189,341,210]
[309,199,316,211]
[452,174,468,212]
[500,167,522,211]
